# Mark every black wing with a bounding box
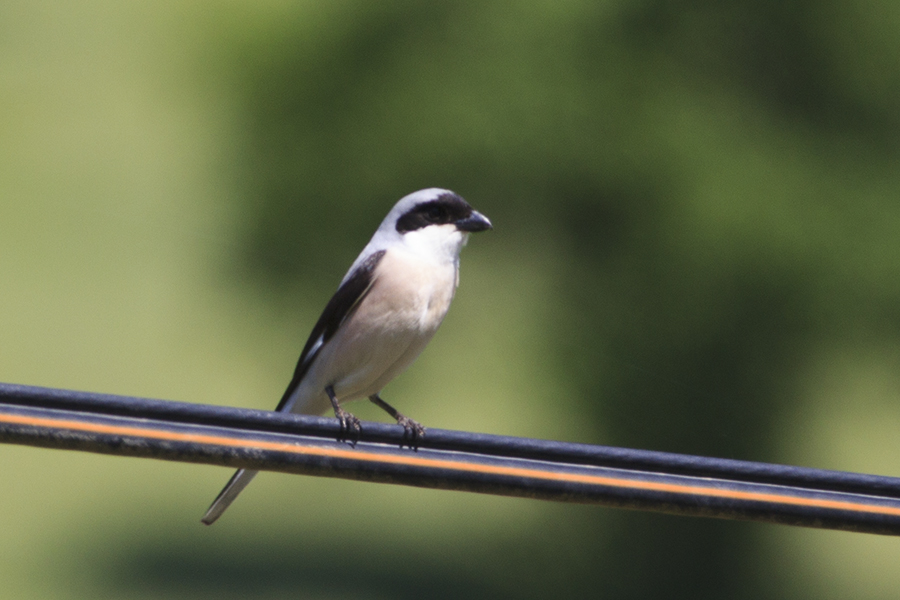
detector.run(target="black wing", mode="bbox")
[274,250,386,412]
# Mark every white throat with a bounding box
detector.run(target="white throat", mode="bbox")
[400,224,469,265]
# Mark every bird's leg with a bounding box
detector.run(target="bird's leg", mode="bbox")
[369,393,426,444]
[326,385,360,441]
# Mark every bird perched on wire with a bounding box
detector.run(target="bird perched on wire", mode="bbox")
[201,188,492,524]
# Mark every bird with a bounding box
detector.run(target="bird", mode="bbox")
[201,188,492,525]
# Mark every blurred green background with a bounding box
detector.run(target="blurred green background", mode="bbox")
[3,0,900,597]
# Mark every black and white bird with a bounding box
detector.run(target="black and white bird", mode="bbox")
[201,188,492,524]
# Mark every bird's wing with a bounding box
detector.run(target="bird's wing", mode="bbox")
[274,249,386,412]
[201,249,387,525]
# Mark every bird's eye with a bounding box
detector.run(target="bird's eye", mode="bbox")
[424,205,448,223]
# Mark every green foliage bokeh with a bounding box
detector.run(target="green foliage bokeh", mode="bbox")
[218,2,900,596]
[3,1,900,598]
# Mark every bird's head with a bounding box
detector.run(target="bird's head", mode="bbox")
[376,188,492,262]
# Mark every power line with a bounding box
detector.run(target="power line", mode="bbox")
[1,381,899,534]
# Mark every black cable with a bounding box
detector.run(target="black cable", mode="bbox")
[1,381,899,534]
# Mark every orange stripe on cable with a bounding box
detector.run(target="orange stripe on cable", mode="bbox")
[2,411,899,518]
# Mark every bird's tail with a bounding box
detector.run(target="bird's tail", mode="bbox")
[201,468,259,525]
[201,383,317,525]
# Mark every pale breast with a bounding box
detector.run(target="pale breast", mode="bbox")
[289,248,459,413]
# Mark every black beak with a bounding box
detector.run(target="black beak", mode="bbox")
[456,210,493,233]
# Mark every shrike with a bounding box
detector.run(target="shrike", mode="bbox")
[201,188,492,525]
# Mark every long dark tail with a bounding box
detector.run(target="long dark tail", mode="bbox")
[201,382,315,524]
[200,468,259,525]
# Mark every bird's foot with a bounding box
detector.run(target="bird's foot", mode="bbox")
[396,414,426,448]
[367,394,425,448]
[327,385,360,444]
[334,406,361,443]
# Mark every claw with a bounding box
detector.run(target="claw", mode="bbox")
[368,393,425,448]
[396,415,426,449]
[327,385,360,444]
[335,405,361,443]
